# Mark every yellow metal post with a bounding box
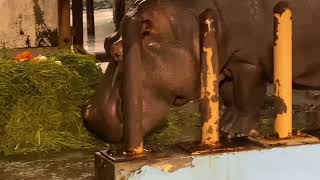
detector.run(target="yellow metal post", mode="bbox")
[200,10,220,147]
[274,2,293,138]
[249,6,319,145]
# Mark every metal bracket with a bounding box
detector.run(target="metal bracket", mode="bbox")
[248,132,320,148]
[99,146,168,163]
[177,137,256,155]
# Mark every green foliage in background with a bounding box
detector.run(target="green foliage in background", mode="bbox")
[0,51,106,156]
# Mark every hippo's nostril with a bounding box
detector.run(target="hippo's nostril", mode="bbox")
[115,52,121,57]
[112,52,122,61]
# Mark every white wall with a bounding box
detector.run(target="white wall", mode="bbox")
[0,0,58,49]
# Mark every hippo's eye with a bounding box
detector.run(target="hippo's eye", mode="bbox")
[141,20,153,37]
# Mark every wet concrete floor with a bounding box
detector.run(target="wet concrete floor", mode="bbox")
[83,9,115,53]
[0,151,94,180]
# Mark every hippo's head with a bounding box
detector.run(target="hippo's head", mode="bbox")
[85,0,203,142]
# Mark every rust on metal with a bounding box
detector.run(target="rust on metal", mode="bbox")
[274,79,288,114]
[249,2,319,146]
[200,10,220,147]
[132,143,144,155]
[273,2,293,139]
[147,158,194,173]
[122,17,144,154]
[178,137,256,155]
[248,131,320,148]
[101,146,168,163]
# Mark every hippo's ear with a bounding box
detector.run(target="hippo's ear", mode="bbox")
[104,31,121,59]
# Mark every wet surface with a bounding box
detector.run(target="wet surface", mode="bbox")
[0,77,315,176]
[2,87,320,179]
[261,87,320,134]
[178,137,256,155]
[170,87,320,142]
[0,151,95,180]
[0,9,114,180]
[83,9,115,53]
[102,147,168,163]
[2,8,320,180]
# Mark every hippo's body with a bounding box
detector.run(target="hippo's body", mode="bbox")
[85,0,320,142]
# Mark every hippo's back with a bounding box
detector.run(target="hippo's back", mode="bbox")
[219,0,320,88]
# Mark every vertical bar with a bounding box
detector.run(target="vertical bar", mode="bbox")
[274,2,292,138]
[86,0,95,36]
[200,10,220,147]
[122,17,144,154]
[72,0,85,53]
[113,0,125,31]
[58,0,71,49]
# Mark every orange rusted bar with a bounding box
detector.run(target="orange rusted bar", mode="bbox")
[200,10,220,147]
[274,2,293,139]
[122,17,144,154]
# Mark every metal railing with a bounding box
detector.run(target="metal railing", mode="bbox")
[128,1,297,154]
[69,0,109,60]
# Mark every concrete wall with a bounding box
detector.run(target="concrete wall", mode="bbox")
[128,144,320,180]
[0,0,58,49]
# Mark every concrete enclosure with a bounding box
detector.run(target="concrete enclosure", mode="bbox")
[0,0,58,49]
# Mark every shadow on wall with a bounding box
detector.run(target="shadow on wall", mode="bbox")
[33,0,58,47]
[0,0,59,49]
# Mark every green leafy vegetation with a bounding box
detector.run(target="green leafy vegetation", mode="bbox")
[0,51,106,156]
[146,110,201,145]
[0,50,201,156]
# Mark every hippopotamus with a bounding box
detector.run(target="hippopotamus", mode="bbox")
[85,0,320,146]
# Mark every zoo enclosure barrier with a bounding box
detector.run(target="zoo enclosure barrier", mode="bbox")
[127,1,298,154]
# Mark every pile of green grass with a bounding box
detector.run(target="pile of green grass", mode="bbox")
[146,110,201,145]
[0,50,201,156]
[0,51,106,156]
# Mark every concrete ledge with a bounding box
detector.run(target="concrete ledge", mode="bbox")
[95,138,320,180]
